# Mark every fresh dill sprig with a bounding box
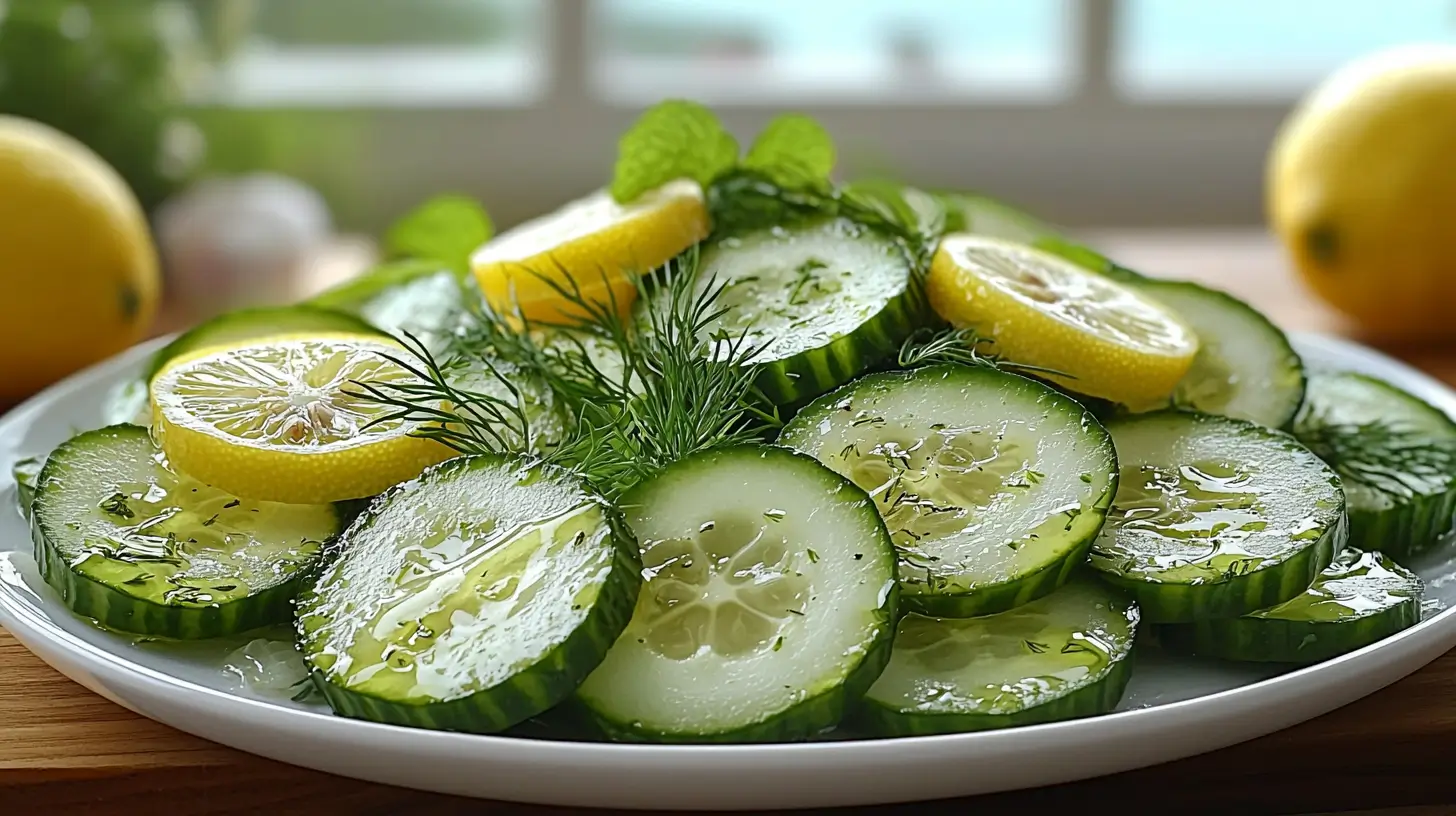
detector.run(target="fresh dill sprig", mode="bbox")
[896,326,1069,379]
[347,330,544,457]
[1297,415,1456,500]
[354,247,780,502]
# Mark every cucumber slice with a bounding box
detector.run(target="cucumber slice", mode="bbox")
[1294,371,1456,560]
[146,305,382,381]
[297,455,640,734]
[308,259,451,312]
[1158,548,1421,663]
[314,264,471,355]
[858,576,1138,736]
[933,191,1065,246]
[779,365,1117,617]
[1089,411,1345,623]
[1133,280,1305,428]
[576,445,898,743]
[32,425,340,639]
[12,455,41,520]
[667,218,920,406]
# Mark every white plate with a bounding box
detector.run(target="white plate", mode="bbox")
[2,333,1454,811]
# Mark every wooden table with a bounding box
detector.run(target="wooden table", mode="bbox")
[7,229,1456,815]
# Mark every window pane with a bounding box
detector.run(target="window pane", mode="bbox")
[204,0,548,107]
[590,0,1078,104]
[1115,0,1456,100]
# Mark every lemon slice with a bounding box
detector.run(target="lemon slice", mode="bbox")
[150,332,454,503]
[927,234,1198,408]
[471,179,709,324]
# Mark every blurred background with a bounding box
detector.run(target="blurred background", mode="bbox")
[3,0,1455,369]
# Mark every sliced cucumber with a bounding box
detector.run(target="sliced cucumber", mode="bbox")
[297,455,640,734]
[1089,411,1345,623]
[779,365,1117,617]
[312,262,471,355]
[32,425,340,639]
[576,445,898,742]
[12,455,41,520]
[933,191,1066,246]
[1158,548,1421,663]
[1294,371,1456,560]
[146,305,382,381]
[308,259,452,312]
[666,218,920,406]
[1133,280,1305,428]
[858,576,1138,736]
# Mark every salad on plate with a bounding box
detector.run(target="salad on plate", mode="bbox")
[10,100,1453,743]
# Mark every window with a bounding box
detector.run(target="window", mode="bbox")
[199,0,549,107]
[589,0,1077,104]
[167,0,1452,229]
[1115,0,1456,100]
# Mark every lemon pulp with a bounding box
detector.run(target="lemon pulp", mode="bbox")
[151,333,453,503]
[927,234,1198,409]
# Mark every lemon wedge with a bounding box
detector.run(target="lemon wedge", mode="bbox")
[471,179,709,324]
[927,234,1198,408]
[150,332,454,503]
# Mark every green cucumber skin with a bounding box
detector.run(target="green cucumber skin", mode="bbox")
[30,426,342,640]
[303,479,644,735]
[33,517,314,640]
[856,644,1137,737]
[1349,491,1456,562]
[578,445,901,744]
[905,481,1114,619]
[1156,599,1419,664]
[1096,510,1345,624]
[583,620,896,744]
[754,289,925,408]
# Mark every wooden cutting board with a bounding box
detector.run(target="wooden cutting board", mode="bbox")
[6,229,1456,815]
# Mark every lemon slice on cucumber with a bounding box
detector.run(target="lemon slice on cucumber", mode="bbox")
[471,179,709,324]
[150,332,453,503]
[927,234,1199,409]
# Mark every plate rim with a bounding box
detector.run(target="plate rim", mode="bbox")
[2,330,1454,808]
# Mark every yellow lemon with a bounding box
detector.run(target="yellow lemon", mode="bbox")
[1268,44,1456,338]
[150,332,454,503]
[927,234,1199,408]
[472,179,709,325]
[0,116,161,402]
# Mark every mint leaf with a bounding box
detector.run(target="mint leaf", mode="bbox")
[611,100,738,203]
[385,195,494,274]
[743,114,836,188]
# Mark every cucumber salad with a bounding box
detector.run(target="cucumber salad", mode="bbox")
[11,101,1451,742]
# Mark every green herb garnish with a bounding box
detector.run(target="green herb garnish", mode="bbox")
[1297,417,1456,500]
[99,492,134,519]
[385,195,494,274]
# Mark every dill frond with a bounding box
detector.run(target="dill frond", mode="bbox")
[1297,416,1456,501]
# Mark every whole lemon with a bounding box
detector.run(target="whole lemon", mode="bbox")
[0,116,160,402]
[1268,45,1456,338]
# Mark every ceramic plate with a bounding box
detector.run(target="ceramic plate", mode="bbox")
[2,333,1454,811]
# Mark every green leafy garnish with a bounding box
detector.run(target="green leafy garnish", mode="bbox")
[355,248,778,502]
[611,100,739,204]
[743,113,836,189]
[1297,417,1456,500]
[384,195,495,274]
